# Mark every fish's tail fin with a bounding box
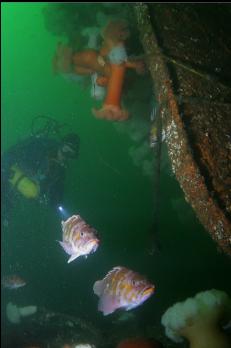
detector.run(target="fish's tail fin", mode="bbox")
[93,280,104,296]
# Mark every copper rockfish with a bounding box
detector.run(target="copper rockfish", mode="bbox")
[59,215,99,263]
[2,275,26,289]
[93,266,155,315]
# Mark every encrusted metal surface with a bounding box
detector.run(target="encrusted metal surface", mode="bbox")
[134,3,231,256]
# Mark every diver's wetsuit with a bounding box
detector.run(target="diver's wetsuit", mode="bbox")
[1,136,65,221]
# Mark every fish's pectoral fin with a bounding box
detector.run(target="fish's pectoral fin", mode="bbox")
[67,253,80,263]
[58,240,73,255]
[98,294,119,316]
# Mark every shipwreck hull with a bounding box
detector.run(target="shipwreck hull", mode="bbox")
[134,3,231,256]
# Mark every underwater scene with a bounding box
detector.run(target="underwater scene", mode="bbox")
[1,3,231,348]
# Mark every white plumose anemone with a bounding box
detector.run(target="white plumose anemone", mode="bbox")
[161,289,231,348]
[6,302,37,324]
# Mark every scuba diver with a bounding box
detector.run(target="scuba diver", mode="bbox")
[1,116,80,224]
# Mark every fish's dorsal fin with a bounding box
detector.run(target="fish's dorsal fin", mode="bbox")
[69,215,80,222]
[67,253,80,263]
[104,266,123,280]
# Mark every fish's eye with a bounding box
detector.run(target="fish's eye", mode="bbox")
[80,231,84,237]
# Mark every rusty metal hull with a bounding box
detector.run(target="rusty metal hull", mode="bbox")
[134,4,231,256]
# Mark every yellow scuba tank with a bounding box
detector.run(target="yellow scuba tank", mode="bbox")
[9,165,40,199]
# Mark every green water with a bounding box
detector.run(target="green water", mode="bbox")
[1,3,231,347]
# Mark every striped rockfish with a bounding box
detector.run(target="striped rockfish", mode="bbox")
[58,215,99,263]
[93,266,155,315]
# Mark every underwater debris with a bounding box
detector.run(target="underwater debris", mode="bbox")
[3,306,102,348]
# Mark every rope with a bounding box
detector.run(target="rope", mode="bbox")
[148,102,163,255]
